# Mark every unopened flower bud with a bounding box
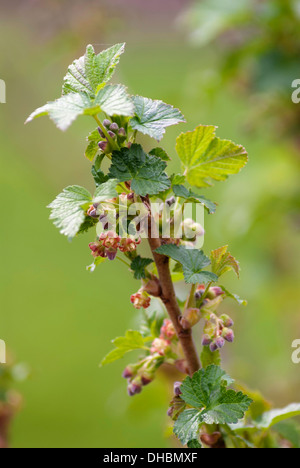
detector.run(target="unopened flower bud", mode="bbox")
[141,374,153,386]
[108,130,116,139]
[118,127,126,137]
[87,205,98,218]
[98,141,108,151]
[220,314,234,328]
[160,319,176,340]
[222,328,234,343]
[209,341,219,353]
[180,308,200,330]
[210,286,224,297]
[202,334,212,346]
[167,406,174,418]
[127,382,142,396]
[110,122,119,132]
[103,119,111,128]
[166,196,176,207]
[215,336,225,349]
[174,382,182,396]
[122,366,135,379]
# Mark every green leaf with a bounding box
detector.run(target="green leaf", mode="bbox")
[176,125,248,188]
[180,365,229,409]
[274,420,300,448]
[131,256,153,280]
[200,389,252,425]
[26,93,92,131]
[100,330,150,367]
[62,43,126,97]
[187,439,202,448]
[174,365,252,442]
[93,84,134,117]
[85,140,99,161]
[173,184,216,214]
[26,85,133,131]
[91,154,109,186]
[149,147,171,161]
[109,144,171,196]
[211,246,240,278]
[173,409,201,446]
[93,179,119,203]
[155,244,218,284]
[130,96,185,141]
[48,185,92,239]
[170,174,186,186]
[220,286,247,306]
[254,404,300,430]
[200,346,221,368]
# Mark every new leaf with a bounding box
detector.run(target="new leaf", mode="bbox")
[48,186,92,239]
[155,244,218,284]
[130,96,185,141]
[176,125,248,187]
[100,330,151,367]
[63,43,126,97]
[26,85,133,131]
[211,246,240,278]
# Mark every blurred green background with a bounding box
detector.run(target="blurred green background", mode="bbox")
[0,0,299,448]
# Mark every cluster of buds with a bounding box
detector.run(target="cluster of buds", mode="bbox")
[123,320,179,397]
[97,119,126,153]
[202,313,234,353]
[130,289,151,309]
[150,319,177,357]
[89,231,141,261]
[123,357,162,396]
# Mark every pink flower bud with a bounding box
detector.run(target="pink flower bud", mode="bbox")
[222,328,234,343]
[118,127,126,137]
[122,366,134,379]
[110,122,119,132]
[202,334,212,346]
[103,119,111,128]
[174,381,182,396]
[209,341,219,353]
[127,382,142,396]
[215,336,225,349]
[98,141,108,152]
[220,314,234,328]
[160,319,176,340]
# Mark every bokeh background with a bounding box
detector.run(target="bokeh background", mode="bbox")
[0,0,299,448]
